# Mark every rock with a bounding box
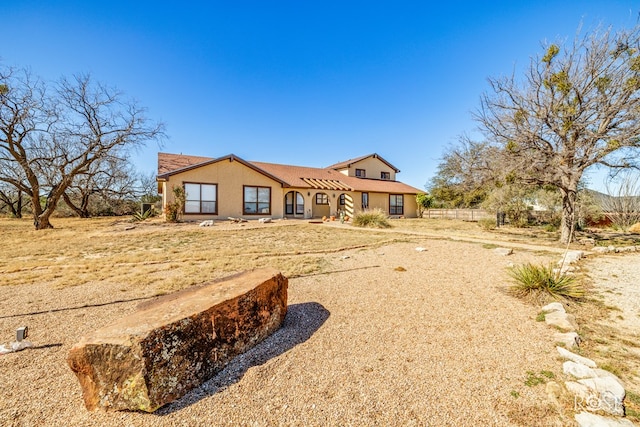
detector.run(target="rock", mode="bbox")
[415,247,427,252]
[592,247,610,254]
[575,412,635,427]
[561,250,584,264]
[565,380,591,400]
[619,246,636,253]
[578,377,625,415]
[545,311,577,331]
[555,332,581,348]
[542,302,565,313]
[67,268,288,412]
[545,381,563,405]
[493,247,513,256]
[579,238,596,246]
[199,220,214,227]
[556,347,597,368]
[258,217,272,223]
[564,361,597,379]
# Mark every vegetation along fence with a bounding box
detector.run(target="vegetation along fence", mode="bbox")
[423,209,492,221]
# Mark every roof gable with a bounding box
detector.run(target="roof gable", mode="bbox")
[326,153,400,173]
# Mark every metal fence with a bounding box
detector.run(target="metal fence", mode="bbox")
[423,209,492,221]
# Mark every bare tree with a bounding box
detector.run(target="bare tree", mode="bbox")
[476,25,640,242]
[600,170,640,231]
[0,182,27,217]
[62,155,139,217]
[0,66,163,229]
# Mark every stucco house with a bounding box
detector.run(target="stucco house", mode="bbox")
[156,152,424,220]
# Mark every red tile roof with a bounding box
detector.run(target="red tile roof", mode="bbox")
[158,152,213,175]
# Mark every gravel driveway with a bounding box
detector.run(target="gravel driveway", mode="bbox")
[0,236,570,426]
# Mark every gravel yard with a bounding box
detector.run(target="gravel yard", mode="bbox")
[0,225,572,426]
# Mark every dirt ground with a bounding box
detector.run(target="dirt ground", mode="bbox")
[0,219,637,426]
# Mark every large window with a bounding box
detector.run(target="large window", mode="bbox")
[244,186,271,215]
[355,168,366,178]
[390,194,404,215]
[315,193,329,205]
[184,183,217,214]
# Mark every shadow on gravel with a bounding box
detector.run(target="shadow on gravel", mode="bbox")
[155,301,330,415]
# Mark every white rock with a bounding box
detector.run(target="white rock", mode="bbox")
[556,347,597,368]
[493,247,513,256]
[555,332,581,348]
[575,412,635,427]
[565,381,591,400]
[199,220,214,227]
[258,217,272,223]
[592,247,610,253]
[542,302,565,313]
[564,361,597,379]
[561,250,584,264]
[415,247,427,252]
[578,376,626,403]
[545,311,577,331]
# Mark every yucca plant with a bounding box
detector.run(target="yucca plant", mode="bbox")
[352,209,391,229]
[508,262,585,300]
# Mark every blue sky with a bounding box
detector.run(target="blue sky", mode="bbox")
[3,1,639,192]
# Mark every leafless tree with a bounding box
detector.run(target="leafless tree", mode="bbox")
[62,155,139,217]
[600,170,640,231]
[0,182,28,217]
[476,24,640,242]
[0,66,163,229]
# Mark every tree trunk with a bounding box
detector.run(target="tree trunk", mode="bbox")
[62,192,91,218]
[559,186,577,244]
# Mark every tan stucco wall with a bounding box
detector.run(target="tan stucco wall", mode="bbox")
[342,157,397,180]
[352,192,419,218]
[161,158,284,220]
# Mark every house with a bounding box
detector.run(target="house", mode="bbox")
[156,152,424,220]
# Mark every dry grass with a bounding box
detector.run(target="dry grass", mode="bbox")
[0,217,410,292]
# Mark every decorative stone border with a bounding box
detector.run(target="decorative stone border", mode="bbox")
[539,250,634,426]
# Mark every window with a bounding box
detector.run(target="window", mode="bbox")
[184,183,217,214]
[381,171,391,180]
[390,194,404,215]
[244,186,271,215]
[315,193,329,205]
[362,192,369,209]
[339,194,345,206]
[355,168,366,178]
[285,191,304,215]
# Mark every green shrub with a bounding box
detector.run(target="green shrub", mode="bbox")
[508,263,584,300]
[478,218,496,230]
[352,209,391,228]
[131,208,153,222]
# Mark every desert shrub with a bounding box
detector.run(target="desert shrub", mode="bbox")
[478,218,496,230]
[352,209,391,228]
[165,186,185,223]
[508,263,584,300]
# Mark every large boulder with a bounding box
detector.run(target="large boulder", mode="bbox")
[68,268,288,412]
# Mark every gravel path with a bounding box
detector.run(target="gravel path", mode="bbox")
[0,237,567,426]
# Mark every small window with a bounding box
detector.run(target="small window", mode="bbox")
[339,194,345,206]
[315,193,329,205]
[390,194,404,215]
[355,168,366,177]
[184,183,217,214]
[381,172,390,180]
[244,186,271,215]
